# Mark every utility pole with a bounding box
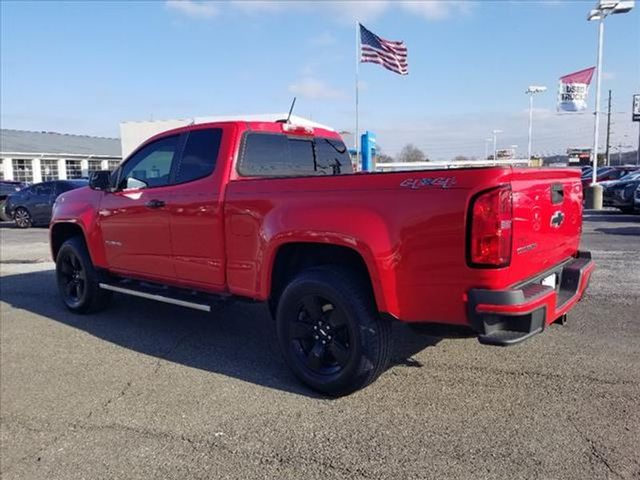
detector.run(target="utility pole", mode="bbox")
[605,89,612,166]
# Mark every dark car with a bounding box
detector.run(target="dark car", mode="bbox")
[5,180,88,228]
[602,172,640,213]
[0,180,28,221]
[582,166,639,190]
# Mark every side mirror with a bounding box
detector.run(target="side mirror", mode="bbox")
[89,170,112,191]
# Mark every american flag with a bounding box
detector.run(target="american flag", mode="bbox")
[359,24,408,76]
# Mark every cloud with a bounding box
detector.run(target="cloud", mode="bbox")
[168,1,472,23]
[229,1,285,14]
[289,78,346,100]
[165,0,218,19]
[399,1,471,20]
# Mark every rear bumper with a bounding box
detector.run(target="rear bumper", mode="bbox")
[467,251,595,346]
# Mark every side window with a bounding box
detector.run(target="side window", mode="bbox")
[315,138,353,175]
[119,135,179,190]
[55,183,74,195]
[33,184,54,195]
[239,133,315,177]
[175,129,222,184]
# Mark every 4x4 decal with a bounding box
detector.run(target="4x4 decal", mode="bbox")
[400,177,457,190]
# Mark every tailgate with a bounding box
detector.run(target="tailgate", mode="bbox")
[508,168,583,284]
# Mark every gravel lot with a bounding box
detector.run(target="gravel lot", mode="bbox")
[1,212,639,480]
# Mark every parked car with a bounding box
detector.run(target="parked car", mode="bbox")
[602,174,640,213]
[600,170,640,188]
[0,180,27,221]
[634,185,640,214]
[5,180,88,228]
[49,120,594,396]
[582,166,639,190]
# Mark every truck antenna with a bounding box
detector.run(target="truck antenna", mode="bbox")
[285,97,296,123]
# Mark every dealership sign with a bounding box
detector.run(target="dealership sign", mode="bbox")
[633,94,640,122]
[557,67,596,112]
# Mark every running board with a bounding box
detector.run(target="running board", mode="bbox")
[99,283,212,312]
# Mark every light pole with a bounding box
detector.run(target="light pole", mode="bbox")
[586,0,635,209]
[492,129,502,161]
[484,137,492,160]
[525,86,547,160]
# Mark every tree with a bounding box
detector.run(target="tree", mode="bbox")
[374,146,394,164]
[453,155,469,161]
[398,144,427,163]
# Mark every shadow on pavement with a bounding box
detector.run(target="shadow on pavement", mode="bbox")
[584,212,640,223]
[594,226,640,236]
[0,269,441,398]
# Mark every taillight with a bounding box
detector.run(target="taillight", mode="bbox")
[468,185,512,267]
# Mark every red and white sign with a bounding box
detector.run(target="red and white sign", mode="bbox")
[557,67,596,113]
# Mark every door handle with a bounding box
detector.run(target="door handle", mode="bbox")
[145,199,165,209]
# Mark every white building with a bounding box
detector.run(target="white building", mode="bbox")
[0,129,122,183]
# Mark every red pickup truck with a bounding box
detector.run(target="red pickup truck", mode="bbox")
[50,120,594,395]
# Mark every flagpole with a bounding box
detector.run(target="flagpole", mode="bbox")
[355,20,360,171]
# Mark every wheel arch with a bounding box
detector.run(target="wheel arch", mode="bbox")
[50,222,87,261]
[267,241,387,315]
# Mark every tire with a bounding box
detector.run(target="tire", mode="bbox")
[13,207,32,228]
[56,236,112,313]
[619,206,634,214]
[276,266,391,396]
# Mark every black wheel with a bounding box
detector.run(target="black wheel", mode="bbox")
[56,236,112,313]
[14,207,32,228]
[276,266,391,396]
[619,206,634,214]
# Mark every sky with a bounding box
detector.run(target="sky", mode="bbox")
[1,0,639,159]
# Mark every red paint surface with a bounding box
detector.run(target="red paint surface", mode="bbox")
[51,120,591,326]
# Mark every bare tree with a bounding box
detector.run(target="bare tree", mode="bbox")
[374,146,394,164]
[398,144,427,163]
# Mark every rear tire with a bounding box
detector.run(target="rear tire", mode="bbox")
[276,266,391,396]
[56,236,112,313]
[14,207,32,228]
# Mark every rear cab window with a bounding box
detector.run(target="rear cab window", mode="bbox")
[175,128,222,184]
[238,132,353,178]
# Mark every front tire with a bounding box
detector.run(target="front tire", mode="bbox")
[276,266,391,396]
[14,207,32,228]
[56,236,112,313]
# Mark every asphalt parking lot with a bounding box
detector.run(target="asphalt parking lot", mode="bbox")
[1,212,639,480]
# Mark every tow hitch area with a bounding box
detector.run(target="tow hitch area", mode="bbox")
[467,252,594,346]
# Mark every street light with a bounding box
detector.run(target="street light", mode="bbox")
[586,0,634,209]
[492,129,502,161]
[525,85,547,160]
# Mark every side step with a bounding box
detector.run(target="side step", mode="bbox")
[478,327,542,346]
[99,281,225,312]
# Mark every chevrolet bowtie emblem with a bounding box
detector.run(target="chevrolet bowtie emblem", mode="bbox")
[550,211,565,228]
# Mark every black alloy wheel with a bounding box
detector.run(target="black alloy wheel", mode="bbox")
[289,294,353,376]
[55,236,112,313]
[276,266,391,396]
[14,207,32,228]
[57,249,87,309]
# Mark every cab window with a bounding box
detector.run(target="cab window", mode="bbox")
[118,135,179,190]
[239,133,352,177]
[175,128,222,184]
